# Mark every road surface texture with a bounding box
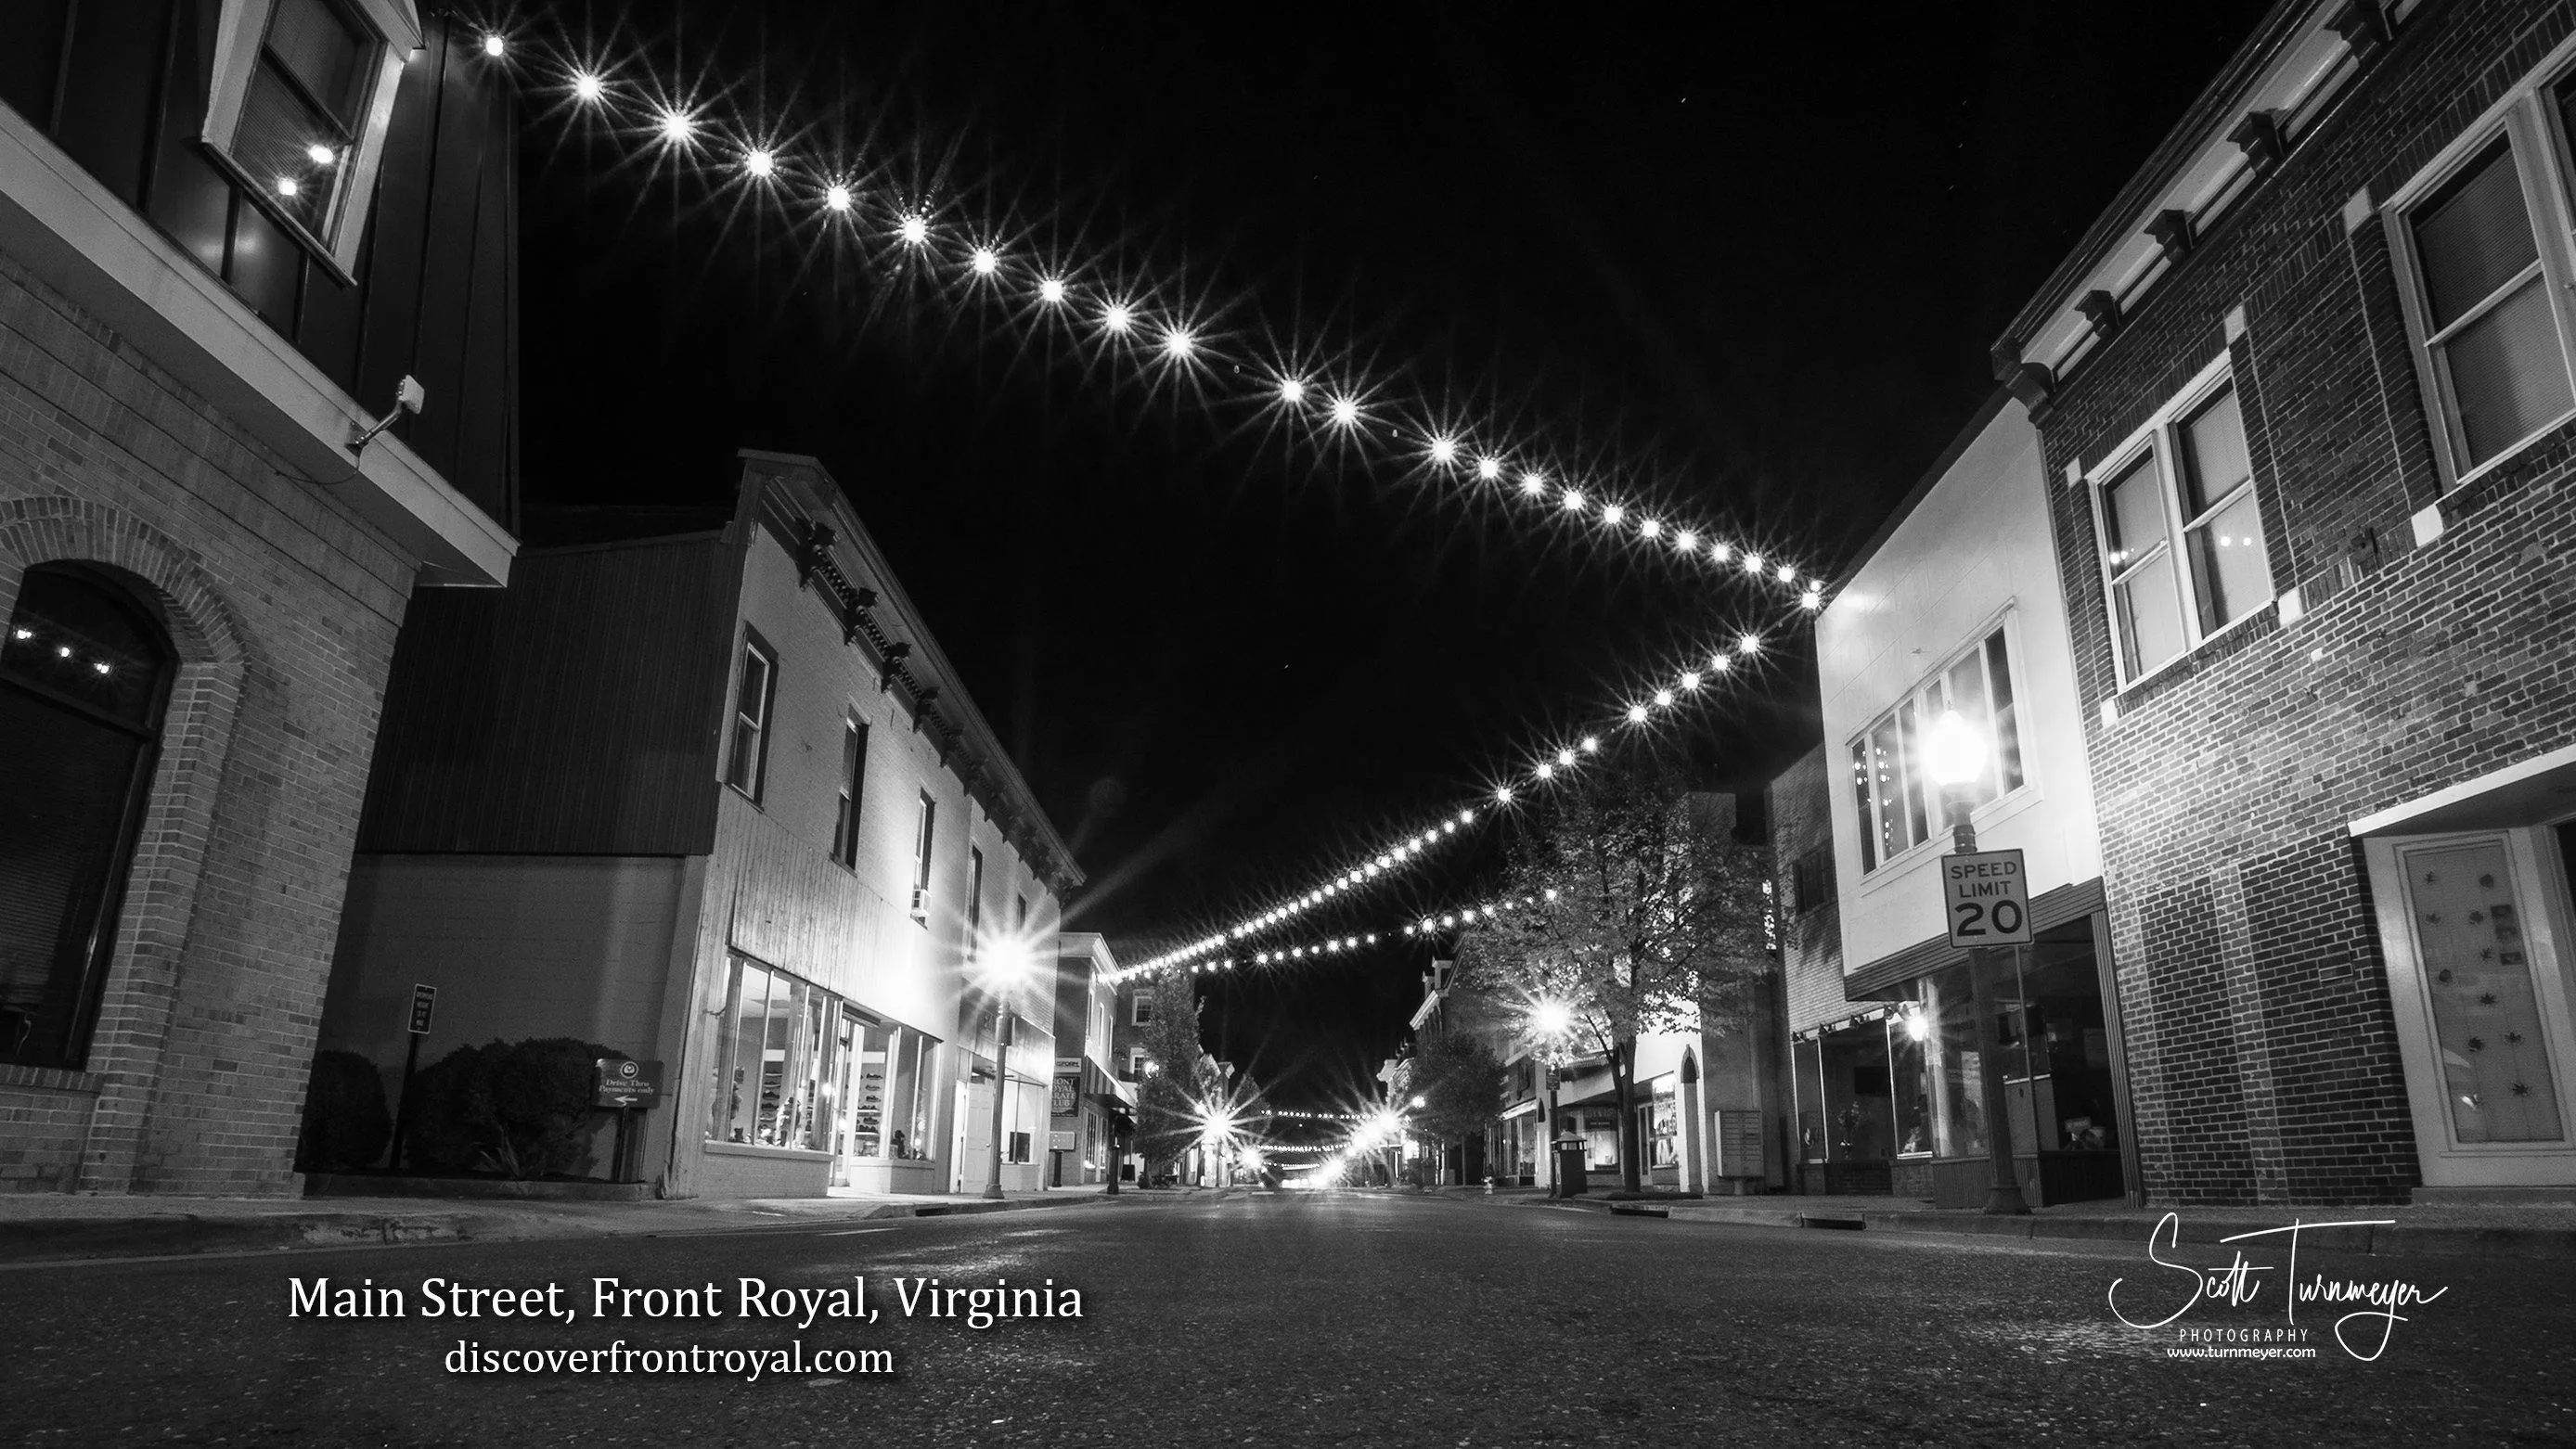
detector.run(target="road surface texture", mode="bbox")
[6,1190,2570,1446]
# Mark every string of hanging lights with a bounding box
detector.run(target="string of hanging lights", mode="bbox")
[472,27,1833,616]
[465,24,1831,980]
[1104,626,1779,982]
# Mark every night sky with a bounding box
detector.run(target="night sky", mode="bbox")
[516,1,2271,1109]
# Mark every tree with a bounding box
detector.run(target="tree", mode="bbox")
[1453,748,1772,1193]
[1407,1026,1507,1185]
[1132,971,1216,1183]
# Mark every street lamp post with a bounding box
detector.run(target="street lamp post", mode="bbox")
[1922,710,2030,1217]
[1528,998,1575,1199]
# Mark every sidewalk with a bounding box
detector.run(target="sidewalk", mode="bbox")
[0,1180,1157,1267]
[1494,1189,2576,1260]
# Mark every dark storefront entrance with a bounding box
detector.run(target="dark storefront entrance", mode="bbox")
[1797,913,2131,1207]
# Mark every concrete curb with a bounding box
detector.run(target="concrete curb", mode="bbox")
[1650,1202,2576,1259]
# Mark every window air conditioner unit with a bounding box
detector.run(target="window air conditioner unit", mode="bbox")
[909,886,930,920]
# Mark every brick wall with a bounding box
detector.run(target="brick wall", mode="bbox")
[0,248,419,1195]
[2028,0,2576,1203]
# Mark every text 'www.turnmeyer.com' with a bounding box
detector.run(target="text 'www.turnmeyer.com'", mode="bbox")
[444,1340,893,1382]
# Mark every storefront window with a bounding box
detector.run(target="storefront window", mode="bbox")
[892,1032,934,1160]
[1648,1087,1679,1168]
[1925,964,1989,1160]
[708,958,829,1149]
[1821,1019,1893,1162]
[849,1019,894,1157]
[1889,1009,1934,1158]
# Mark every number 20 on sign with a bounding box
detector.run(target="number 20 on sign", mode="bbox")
[1942,849,2033,947]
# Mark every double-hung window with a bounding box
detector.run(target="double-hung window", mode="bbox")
[2088,363,2273,685]
[724,635,776,801]
[910,794,936,921]
[830,715,867,868]
[2389,63,2576,484]
[966,846,985,951]
[1847,627,2026,873]
[203,0,413,266]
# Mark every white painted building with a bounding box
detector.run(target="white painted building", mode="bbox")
[1804,392,2133,1207]
[321,452,1078,1199]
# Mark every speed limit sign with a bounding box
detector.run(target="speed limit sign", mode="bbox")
[1942,849,2033,947]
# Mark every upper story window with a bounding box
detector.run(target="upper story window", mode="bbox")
[965,845,985,946]
[723,635,775,802]
[830,714,867,869]
[2088,364,2273,685]
[1132,996,1154,1027]
[1847,626,2025,874]
[910,793,936,922]
[204,0,412,265]
[1791,845,1834,916]
[2388,63,2576,486]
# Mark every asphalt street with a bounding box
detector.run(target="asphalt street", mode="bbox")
[5,1191,2571,1447]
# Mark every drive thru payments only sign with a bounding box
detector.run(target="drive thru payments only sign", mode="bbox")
[1942,849,2033,947]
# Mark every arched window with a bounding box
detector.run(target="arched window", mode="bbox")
[0,565,174,1069]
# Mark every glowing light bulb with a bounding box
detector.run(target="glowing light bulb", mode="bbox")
[658,110,693,144]
[748,149,779,178]
[1038,277,1067,304]
[1681,671,1702,689]
[970,247,999,276]
[1520,473,1547,496]
[1580,736,1599,753]
[1562,490,1586,512]
[1802,588,1824,611]
[1536,762,1556,780]
[823,184,852,212]
[1329,395,1360,428]
[1102,304,1135,334]
[1476,456,1501,481]
[1641,519,1661,538]
[1459,809,1474,824]
[1603,504,1627,526]
[1556,749,1577,767]
[572,72,604,103]
[1161,327,1196,359]
[306,144,336,165]
[1494,787,1513,804]
[1627,704,1649,724]
[1777,562,1798,583]
[1677,530,1698,551]
[1654,689,1674,707]
[482,33,506,58]
[1744,552,1764,574]
[1711,654,1732,673]
[1710,541,1732,562]
[276,177,299,197]
[897,215,930,246]
[1737,633,1762,656]
[1428,435,1458,465]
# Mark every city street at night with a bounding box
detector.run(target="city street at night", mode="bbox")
[8,1194,2573,1446]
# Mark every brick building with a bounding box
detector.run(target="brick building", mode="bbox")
[2,4,517,1194]
[322,454,1078,1199]
[1993,0,2576,1201]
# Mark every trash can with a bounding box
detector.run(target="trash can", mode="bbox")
[1552,1137,1589,1198]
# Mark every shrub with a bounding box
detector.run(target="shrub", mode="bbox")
[402,1037,618,1179]
[294,1050,392,1173]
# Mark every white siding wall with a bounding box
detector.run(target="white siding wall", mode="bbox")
[1816,406,2103,975]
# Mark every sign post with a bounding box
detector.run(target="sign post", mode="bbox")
[1938,846,2033,1215]
[384,984,437,1171]
[593,1058,663,1184]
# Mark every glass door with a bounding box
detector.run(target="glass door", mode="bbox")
[2371,827,2576,1186]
